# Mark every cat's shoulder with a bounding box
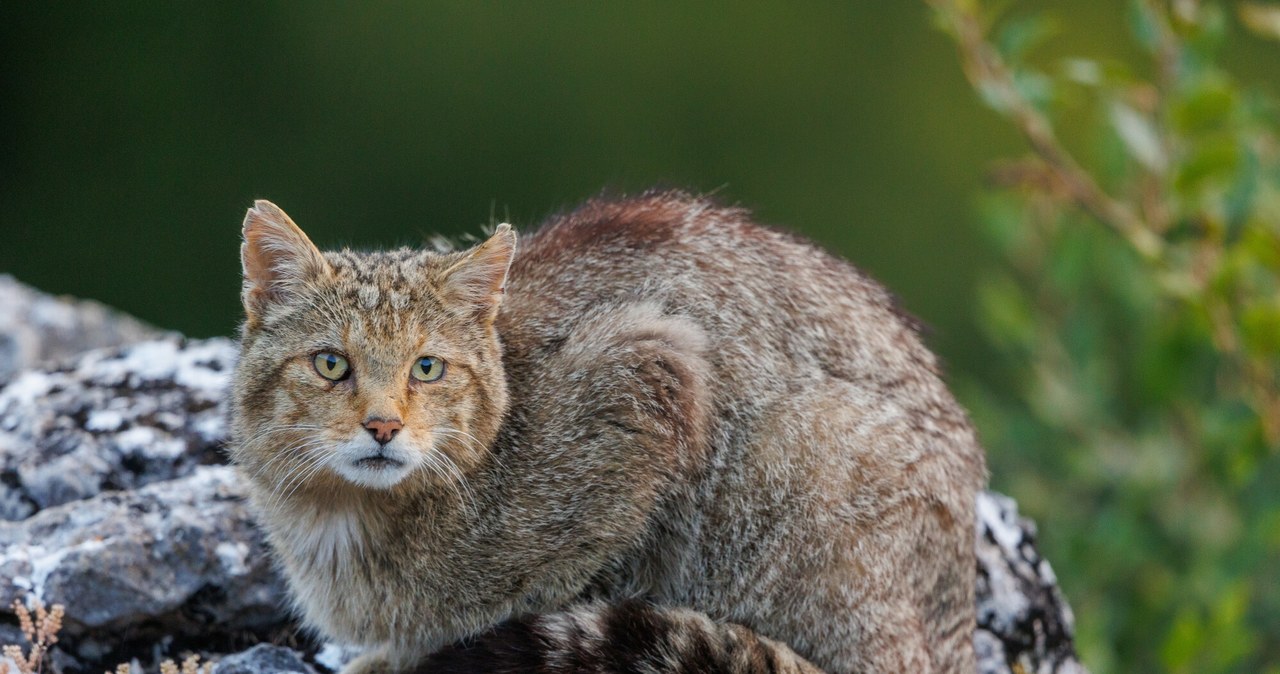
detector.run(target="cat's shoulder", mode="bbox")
[518,190,782,258]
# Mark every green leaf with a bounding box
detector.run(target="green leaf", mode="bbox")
[1184,3,1228,57]
[1224,146,1260,237]
[1241,303,1280,358]
[977,80,1015,115]
[1239,228,1280,271]
[995,13,1057,61]
[1012,68,1055,111]
[1127,0,1161,54]
[1173,80,1238,134]
[1240,2,1280,41]
[1061,58,1102,86]
[1161,606,1205,671]
[1201,401,1266,486]
[1206,582,1258,670]
[1175,137,1241,195]
[1136,317,1207,406]
[1110,101,1167,172]
[977,194,1029,256]
[977,274,1038,349]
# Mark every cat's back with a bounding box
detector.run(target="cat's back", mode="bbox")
[496,191,984,672]
[499,191,942,393]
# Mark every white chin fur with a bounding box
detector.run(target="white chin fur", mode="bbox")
[329,437,419,490]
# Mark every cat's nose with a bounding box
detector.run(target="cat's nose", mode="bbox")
[363,417,403,445]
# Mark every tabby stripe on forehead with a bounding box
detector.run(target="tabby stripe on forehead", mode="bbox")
[357,286,381,310]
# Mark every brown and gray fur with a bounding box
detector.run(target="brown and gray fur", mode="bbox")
[228,192,987,674]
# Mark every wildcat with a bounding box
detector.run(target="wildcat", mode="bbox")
[228,192,986,673]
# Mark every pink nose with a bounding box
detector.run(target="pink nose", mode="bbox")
[363,417,403,445]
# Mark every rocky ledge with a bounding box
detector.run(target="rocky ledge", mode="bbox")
[0,278,1088,674]
[0,275,164,387]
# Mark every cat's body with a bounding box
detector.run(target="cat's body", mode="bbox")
[229,193,986,674]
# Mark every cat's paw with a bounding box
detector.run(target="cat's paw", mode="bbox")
[337,648,394,674]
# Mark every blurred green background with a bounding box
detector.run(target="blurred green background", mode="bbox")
[1,2,1271,379]
[3,2,1279,672]
[0,2,1091,369]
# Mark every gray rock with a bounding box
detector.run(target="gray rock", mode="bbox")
[0,336,236,519]
[974,629,1010,674]
[0,275,163,385]
[0,623,24,652]
[213,645,315,674]
[975,492,1089,674]
[0,466,288,648]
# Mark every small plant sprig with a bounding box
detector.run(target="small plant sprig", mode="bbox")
[110,655,213,674]
[1,600,65,674]
[160,654,214,674]
[0,598,215,674]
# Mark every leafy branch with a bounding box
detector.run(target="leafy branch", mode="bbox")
[928,0,1280,671]
[927,0,1166,260]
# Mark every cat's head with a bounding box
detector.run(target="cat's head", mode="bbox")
[229,201,515,498]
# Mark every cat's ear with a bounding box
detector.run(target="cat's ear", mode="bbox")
[240,200,331,322]
[439,224,517,325]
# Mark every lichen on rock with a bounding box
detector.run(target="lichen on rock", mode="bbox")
[0,466,287,651]
[975,492,1088,674]
[0,337,237,520]
[0,276,163,386]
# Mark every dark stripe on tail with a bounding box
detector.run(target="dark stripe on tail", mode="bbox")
[420,600,823,674]
[420,616,549,674]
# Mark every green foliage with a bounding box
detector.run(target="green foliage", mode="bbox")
[934,1,1280,671]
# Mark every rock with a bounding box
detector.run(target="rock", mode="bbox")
[0,466,288,653]
[0,280,1089,673]
[976,492,1088,674]
[0,275,163,385]
[213,645,315,674]
[0,336,237,520]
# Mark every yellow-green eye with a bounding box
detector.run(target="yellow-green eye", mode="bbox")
[313,352,351,381]
[411,356,445,382]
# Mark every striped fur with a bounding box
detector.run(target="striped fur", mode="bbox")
[424,601,822,674]
[229,191,986,674]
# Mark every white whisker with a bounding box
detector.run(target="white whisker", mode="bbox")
[277,445,331,494]
[266,442,331,510]
[416,444,475,517]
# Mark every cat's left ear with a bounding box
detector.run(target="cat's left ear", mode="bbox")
[439,224,517,325]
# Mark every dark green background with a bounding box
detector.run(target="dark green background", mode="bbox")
[0,2,1273,388]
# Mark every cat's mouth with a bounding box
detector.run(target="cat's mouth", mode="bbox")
[353,455,406,470]
[330,440,416,489]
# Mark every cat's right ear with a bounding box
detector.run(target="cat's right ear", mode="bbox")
[240,200,331,324]
[439,223,517,326]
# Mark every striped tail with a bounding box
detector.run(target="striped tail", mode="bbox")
[421,600,825,674]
